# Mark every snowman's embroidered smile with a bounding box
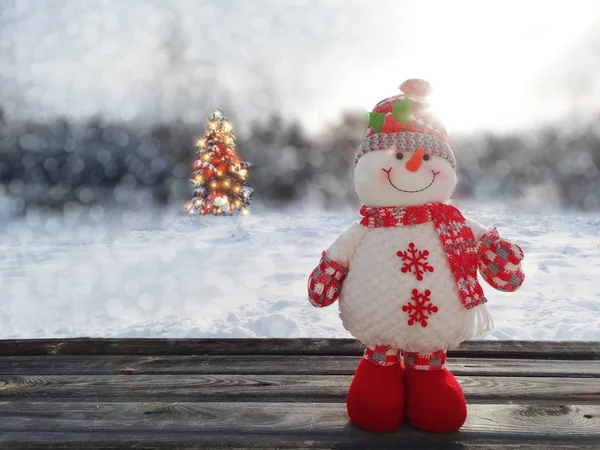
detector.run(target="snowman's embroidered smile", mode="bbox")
[381,168,441,193]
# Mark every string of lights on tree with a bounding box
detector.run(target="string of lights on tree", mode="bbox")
[185,109,253,215]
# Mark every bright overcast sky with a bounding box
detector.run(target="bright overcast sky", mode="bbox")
[1,0,599,134]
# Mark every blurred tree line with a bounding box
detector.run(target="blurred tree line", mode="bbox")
[0,104,599,213]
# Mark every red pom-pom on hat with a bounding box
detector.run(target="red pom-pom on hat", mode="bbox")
[399,79,431,98]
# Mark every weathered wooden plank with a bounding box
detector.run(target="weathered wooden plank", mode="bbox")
[2,433,599,450]
[0,374,598,404]
[0,402,597,448]
[0,355,598,377]
[0,338,598,359]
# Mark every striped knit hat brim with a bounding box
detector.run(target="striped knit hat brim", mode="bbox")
[354,131,456,170]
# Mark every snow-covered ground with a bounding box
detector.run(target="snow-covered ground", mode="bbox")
[1,200,599,340]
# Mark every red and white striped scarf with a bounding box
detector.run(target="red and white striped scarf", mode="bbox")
[359,202,487,310]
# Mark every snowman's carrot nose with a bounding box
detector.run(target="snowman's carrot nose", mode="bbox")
[406,147,425,172]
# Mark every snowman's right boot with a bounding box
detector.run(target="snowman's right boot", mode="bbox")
[346,346,404,433]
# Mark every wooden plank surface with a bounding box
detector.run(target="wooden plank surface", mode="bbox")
[1,338,598,359]
[0,374,598,404]
[1,338,598,449]
[3,434,600,450]
[0,355,598,377]
[0,402,598,448]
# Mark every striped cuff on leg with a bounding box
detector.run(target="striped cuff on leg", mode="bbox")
[404,350,446,371]
[363,345,402,366]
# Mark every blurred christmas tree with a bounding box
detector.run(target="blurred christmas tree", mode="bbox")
[185,109,253,215]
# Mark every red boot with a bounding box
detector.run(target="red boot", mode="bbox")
[346,347,404,433]
[404,351,467,433]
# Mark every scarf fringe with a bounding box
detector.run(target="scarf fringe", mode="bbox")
[461,303,494,340]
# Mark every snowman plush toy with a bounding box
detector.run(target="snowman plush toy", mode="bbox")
[308,79,525,433]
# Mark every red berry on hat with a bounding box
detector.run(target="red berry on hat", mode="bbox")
[393,121,404,132]
[382,122,394,134]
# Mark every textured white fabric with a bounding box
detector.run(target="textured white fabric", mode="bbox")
[465,216,488,241]
[336,223,489,353]
[353,151,457,208]
[326,222,368,266]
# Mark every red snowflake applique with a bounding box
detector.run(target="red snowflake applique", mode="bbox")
[397,242,434,281]
[402,289,438,327]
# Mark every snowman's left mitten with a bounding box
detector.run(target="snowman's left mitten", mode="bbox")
[308,251,349,307]
[477,227,525,292]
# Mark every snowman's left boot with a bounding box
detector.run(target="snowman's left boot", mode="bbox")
[404,350,467,433]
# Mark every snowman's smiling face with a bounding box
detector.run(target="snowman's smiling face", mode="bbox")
[354,148,457,207]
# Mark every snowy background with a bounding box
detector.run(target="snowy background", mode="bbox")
[1,0,600,340]
[1,199,599,340]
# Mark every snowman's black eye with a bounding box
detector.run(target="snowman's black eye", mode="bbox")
[423,154,430,161]
[396,152,403,160]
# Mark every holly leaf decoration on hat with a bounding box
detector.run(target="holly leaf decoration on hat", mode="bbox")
[392,97,412,125]
[368,112,386,133]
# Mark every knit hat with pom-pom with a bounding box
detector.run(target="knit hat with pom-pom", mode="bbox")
[354,79,455,170]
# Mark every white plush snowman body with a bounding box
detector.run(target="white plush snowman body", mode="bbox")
[323,146,491,353]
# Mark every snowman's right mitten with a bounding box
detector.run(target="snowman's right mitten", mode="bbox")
[308,251,349,307]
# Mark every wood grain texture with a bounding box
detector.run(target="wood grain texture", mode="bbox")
[0,402,598,448]
[0,355,598,377]
[2,434,600,450]
[0,338,598,359]
[1,338,599,448]
[0,374,598,404]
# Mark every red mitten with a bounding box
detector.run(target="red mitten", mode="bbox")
[477,227,525,292]
[307,251,348,307]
